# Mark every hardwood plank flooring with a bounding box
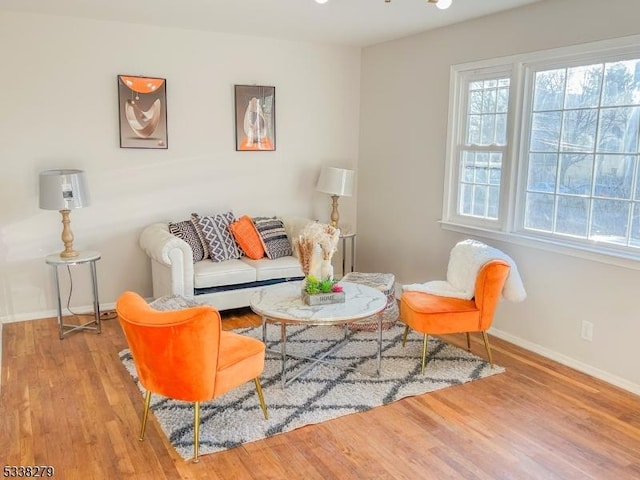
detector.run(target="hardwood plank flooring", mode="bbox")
[1,308,639,479]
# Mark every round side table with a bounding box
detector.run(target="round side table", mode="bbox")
[339,232,356,277]
[45,250,102,339]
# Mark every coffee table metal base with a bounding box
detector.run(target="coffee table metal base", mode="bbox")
[250,281,387,389]
[262,316,383,388]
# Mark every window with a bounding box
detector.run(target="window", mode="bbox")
[445,65,514,230]
[524,60,640,247]
[459,77,510,220]
[443,37,640,264]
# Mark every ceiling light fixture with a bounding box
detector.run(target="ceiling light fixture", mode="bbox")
[383,0,453,8]
[433,0,452,9]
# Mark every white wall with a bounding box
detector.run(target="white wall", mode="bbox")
[358,0,640,392]
[0,12,361,321]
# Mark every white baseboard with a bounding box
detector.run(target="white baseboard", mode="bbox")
[489,327,640,396]
[1,302,117,324]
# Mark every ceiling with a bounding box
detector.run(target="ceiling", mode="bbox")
[0,0,543,47]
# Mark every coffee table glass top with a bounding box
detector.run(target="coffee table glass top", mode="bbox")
[250,281,386,324]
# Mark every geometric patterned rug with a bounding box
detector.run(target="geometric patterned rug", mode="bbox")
[118,323,504,460]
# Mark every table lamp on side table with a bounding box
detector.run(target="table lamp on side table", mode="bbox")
[316,166,354,229]
[39,169,91,258]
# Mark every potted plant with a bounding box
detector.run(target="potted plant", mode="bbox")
[301,275,345,305]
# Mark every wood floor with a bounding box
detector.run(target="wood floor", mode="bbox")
[1,309,639,480]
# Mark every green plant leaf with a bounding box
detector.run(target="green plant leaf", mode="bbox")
[304,275,337,294]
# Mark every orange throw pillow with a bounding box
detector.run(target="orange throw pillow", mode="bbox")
[229,215,265,260]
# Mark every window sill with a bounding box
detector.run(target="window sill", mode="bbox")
[439,220,640,271]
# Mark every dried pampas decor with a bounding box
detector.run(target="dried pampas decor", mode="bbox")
[294,222,340,279]
[294,236,315,276]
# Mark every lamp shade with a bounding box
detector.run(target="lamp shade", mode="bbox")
[39,169,90,210]
[316,167,354,197]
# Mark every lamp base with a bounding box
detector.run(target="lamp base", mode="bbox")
[330,195,340,228]
[59,209,79,258]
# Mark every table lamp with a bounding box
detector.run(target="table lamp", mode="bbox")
[39,169,91,258]
[316,166,354,228]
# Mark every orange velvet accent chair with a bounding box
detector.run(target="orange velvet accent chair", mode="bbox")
[116,291,268,462]
[400,260,510,374]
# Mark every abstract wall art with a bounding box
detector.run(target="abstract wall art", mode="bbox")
[234,85,276,151]
[118,75,168,149]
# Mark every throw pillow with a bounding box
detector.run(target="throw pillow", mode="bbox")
[229,215,265,260]
[191,212,242,263]
[252,216,293,259]
[168,220,206,262]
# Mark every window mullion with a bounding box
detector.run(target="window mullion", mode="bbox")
[587,66,606,239]
[626,155,639,246]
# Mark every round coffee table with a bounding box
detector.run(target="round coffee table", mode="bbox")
[250,281,386,387]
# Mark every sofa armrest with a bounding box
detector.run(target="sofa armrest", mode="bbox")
[139,223,194,265]
[139,223,195,297]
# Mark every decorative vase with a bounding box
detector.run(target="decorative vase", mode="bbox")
[321,259,334,281]
[308,245,323,279]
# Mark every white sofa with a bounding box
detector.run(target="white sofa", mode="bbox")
[139,216,312,310]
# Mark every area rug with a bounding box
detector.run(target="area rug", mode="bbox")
[118,323,504,460]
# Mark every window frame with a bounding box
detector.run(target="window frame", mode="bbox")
[444,62,517,231]
[441,34,640,270]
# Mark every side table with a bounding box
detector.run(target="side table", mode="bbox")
[45,250,102,339]
[338,232,356,278]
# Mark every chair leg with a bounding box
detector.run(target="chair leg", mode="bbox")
[466,332,471,351]
[481,331,494,368]
[139,390,152,441]
[192,401,200,463]
[254,378,269,420]
[402,324,410,347]
[421,334,429,374]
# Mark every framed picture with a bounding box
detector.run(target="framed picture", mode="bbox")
[234,85,276,151]
[117,75,168,149]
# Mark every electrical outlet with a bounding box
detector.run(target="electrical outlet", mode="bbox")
[581,320,594,341]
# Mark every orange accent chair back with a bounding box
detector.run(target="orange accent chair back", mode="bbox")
[400,260,510,373]
[475,260,511,331]
[116,291,268,462]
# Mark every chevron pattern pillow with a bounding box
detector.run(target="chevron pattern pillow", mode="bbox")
[252,216,293,259]
[191,212,242,262]
[168,220,206,262]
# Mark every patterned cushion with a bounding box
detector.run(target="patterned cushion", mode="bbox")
[191,212,242,263]
[252,216,293,259]
[168,220,206,262]
[149,294,202,311]
[229,215,265,260]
